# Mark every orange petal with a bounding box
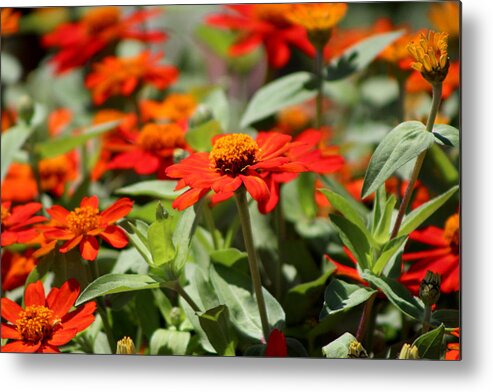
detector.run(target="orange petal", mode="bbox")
[25,281,46,307]
[1,297,23,324]
[99,226,128,248]
[100,198,133,224]
[80,195,99,209]
[47,205,70,224]
[79,236,99,261]
[59,235,83,253]
[1,340,41,353]
[48,327,78,346]
[49,279,80,318]
[240,175,269,204]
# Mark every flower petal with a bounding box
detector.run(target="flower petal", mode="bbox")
[1,340,41,353]
[265,329,287,357]
[80,195,99,209]
[49,278,80,318]
[100,198,133,224]
[63,301,97,332]
[1,323,22,340]
[240,175,270,205]
[25,281,46,307]
[1,297,23,324]
[79,236,99,261]
[47,205,70,224]
[59,235,83,253]
[172,188,210,211]
[48,327,78,346]
[99,226,128,248]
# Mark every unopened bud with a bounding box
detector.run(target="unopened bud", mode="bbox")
[116,336,136,354]
[17,95,35,124]
[398,343,420,359]
[348,340,368,358]
[170,306,182,327]
[189,104,213,128]
[155,202,169,221]
[173,148,190,164]
[419,271,441,306]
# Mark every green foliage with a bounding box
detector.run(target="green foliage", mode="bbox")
[149,329,191,355]
[362,121,435,198]
[412,324,445,359]
[198,305,237,356]
[433,124,460,147]
[322,332,359,358]
[116,180,184,199]
[320,279,376,320]
[185,119,222,151]
[1,124,34,181]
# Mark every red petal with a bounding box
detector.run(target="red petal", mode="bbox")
[172,188,210,211]
[1,340,41,353]
[25,281,46,307]
[100,198,133,224]
[1,298,23,323]
[49,279,80,318]
[48,327,78,346]
[47,205,70,224]
[1,323,21,340]
[99,226,128,248]
[240,175,270,204]
[265,329,288,357]
[63,301,97,332]
[79,236,99,261]
[38,344,60,353]
[80,195,99,209]
[59,235,83,253]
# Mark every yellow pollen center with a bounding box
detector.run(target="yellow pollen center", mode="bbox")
[286,3,348,32]
[16,305,60,343]
[210,134,259,176]
[137,123,186,152]
[66,206,101,236]
[407,30,449,74]
[443,213,459,254]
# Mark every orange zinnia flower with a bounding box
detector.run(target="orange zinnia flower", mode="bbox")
[1,202,47,247]
[140,93,198,124]
[85,51,178,105]
[429,2,459,38]
[43,6,166,73]
[106,123,190,179]
[1,250,37,292]
[166,132,306,212]
[400,213,460,295]
[1,279,96,353]
[35,196,133,261]
[207,4,315,69]
[406,61,459,99]
[1,8,21,36]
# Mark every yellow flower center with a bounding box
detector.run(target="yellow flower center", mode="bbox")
[407,31,449,75]
[253,4,291,26]
[210,134,259,176]
[443,213,459,254]
[137,123,186,152]
[83,6,121,34]
[16,305,60,343]
[286,3,347,33]
[116,336,136,354]
[66,206,101,236]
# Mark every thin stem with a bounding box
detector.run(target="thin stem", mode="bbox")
[234,188,270,340]
[224,215,240,249]
[315,46,324,129]
[422,304,432,334]
[202,204,220,250]
[390,83,443,239]
[173,282,201,313]
[273,201,285,300]
[356,292,377,343]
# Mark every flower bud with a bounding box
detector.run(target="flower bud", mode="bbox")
[189,104,213,128]
[173,148,190,164]
[420,271,441,306]
[398,343,420,359]
[116,336,136,354]
[155,202,169,221]
[348,340,368,358]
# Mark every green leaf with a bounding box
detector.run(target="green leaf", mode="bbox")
[172,205,200,274]
[373,194,396,243]
[240,72,316,128]
[398,185,459,236]
[319,175,369,217]
[431,310,460,328]
[322,332,360,358]
[185,119,221,152]
[362,121,435,198]
[361,271,424,320]
[36,120,119,159]
[203,88,230,132]
[329,214,371,270]
[134,290,161,340]
[147,213,177,268]
[1,52,22,85]
[372,235,408,276]
[326,30,404,81]
[198,305,236,356]
[1,124,33,181]
[149,329,190,355]
[210,248,248,269]
[412,324,445,359]
[116,180,184,199]
[210,264,285,341]
[320,279,376,320]
[75,274,169,306]
[433,124,459,147]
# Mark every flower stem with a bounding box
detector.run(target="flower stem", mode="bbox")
[422,304,432,334]
[390,83,443,240]
[356,292,377,344]
[172,282,201,313]
[315,46,325,129]
[202,203,221,250]
[234,187,270,340]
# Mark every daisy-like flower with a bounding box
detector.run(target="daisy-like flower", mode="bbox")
[166,132,306,212]
[286,2,348,48]
[407,30,449,83]
[1,202,47,247]
[1,279,96,353]
[207,4,315,69]
[1,250,37,292]
[400,213,460,295]
[43,6,166,73]
[34,196,133,261]
[1,8,21,36]
[106,123,189,179]
[140,93,198,124]
[85,51,178,105]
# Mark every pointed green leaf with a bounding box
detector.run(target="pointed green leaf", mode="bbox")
[198,305,237,356]
[413,324,445,359]
[1,124,33,181]
[149,329,190,355]
[185,119,221,152]
[433,124,459,147]
[116,180,184,199]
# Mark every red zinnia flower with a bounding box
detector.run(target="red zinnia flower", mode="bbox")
[1,202,47,247]
[400,213,460,295]
[1,8,21,36]
[1,279,96,353]
[85,51,178,105]
[207,4,315,69]
[43,6,166,73]
[166,132,306,212]
[1,250,37,292]
[34,196,133,261]
[106,123,190,179]
[265,329,288,357]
